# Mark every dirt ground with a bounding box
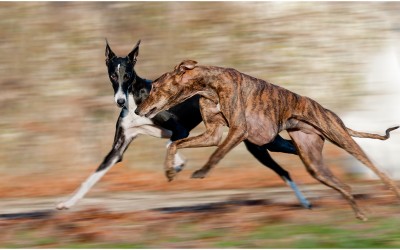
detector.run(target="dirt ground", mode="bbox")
[1,165,400,248]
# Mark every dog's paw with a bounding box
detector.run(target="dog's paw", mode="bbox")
[165,168,177,182]
[356,212,368,222]
[191,168,209,179]
[56,202,69,210]
[173,163,185,173]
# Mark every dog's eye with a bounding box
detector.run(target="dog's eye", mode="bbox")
[111,73,118,80]
[124,74,131,81]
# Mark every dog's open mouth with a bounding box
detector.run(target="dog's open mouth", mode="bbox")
[145,107,158,118]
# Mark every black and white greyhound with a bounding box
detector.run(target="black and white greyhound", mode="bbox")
[56,40,311,210]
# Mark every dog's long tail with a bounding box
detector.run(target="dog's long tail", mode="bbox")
[346,126,399,140]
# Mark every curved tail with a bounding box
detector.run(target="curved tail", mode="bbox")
[347,126,399,140]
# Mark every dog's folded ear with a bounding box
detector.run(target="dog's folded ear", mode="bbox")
[176,60,198,73]
[105,38,116,64]
[128,39,141,63]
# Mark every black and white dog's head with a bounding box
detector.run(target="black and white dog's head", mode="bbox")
[105,39,140,108]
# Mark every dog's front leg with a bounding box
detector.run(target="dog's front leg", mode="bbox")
[191,126,247,178]
[192,92,248,178]
[56,115,137,210]
[165,123,224,181]
[164,98,226,181]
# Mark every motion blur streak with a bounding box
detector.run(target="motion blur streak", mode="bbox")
[0,2,399,248]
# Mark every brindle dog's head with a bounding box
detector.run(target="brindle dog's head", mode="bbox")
[105,39,140,108]
[135,60,198,118]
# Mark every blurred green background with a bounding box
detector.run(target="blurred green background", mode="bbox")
[0,1,399,178]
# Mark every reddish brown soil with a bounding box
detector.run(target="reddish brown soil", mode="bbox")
[0,162,347,198]
[1,189,399,248]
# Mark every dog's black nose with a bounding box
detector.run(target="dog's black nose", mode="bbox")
[117,99,125,106]
[134,108,140,115]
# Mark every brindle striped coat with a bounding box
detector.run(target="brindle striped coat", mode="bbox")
[136,60,399,221]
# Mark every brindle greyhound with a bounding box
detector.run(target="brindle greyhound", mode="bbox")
[136,60,399,220]
[56,41,312,210]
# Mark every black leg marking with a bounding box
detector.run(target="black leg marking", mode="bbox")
[264,134,297,155]
[244,140,311,209]
[57,116,135,210]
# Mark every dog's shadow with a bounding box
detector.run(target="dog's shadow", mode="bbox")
[0,210,55,220]
[152,198,308,214]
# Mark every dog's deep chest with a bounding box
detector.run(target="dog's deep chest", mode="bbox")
[120,95,154,129]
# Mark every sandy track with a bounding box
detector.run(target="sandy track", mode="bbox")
[0,182,390,216]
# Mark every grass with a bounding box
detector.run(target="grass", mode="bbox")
[2,222,400,248]
[60,243,147,249]
[1,206,399,248]
[245,219,400,248]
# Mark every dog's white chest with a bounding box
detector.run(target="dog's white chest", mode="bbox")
[121,95,154,129]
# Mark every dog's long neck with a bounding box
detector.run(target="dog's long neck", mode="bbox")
[187,67,220,104]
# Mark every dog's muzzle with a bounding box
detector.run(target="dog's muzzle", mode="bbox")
[116,98,126,107]
[134,107,143,116]
[135,106,157,118]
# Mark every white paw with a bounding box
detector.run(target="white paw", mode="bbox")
[173,153,186,172]
[56,202,70,210]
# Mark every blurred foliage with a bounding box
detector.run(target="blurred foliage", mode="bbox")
[1,206,400,248]
[0,2,400,173]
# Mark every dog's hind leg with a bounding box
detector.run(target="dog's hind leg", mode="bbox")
[244,140,311,209]
[305,109,400,199]
[294,109,400,199]
[323,125,400,199]
[264,134,297,155]
[288,130,367,221]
